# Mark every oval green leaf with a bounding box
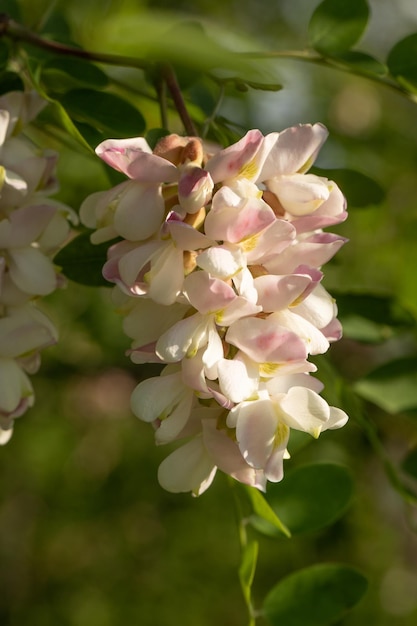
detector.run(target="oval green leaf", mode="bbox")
[263,563,368,626]
[387,33,417,92]
[313,167,385,208]
[331,50,387,76]
[58,89,146,137]
[308,0,370,55]
[54,231,115,287]
[353,357,417,414]
[266,463,353,534]
[40,58,109,94]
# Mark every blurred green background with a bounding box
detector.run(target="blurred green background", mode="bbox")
[1,0,417,624]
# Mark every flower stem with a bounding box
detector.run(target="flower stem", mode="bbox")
[159,63,197,136]
[0,14,148,69]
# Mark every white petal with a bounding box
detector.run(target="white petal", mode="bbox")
[157,436,217,495]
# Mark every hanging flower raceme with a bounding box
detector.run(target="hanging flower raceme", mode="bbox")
[0,91,77,443]
[81,123,348,495]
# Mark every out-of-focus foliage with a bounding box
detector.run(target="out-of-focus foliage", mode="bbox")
[1,0,417,625]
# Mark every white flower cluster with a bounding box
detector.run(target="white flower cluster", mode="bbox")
[0,91,76,443]
[82,125,348,495]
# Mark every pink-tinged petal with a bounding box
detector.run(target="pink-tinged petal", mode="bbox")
[202,419,267,491]
[264,422,290,482]
[197,246,245,279]
[181,349,211,396]
[0,306,57,359]
[266,372,324,396]
[147,245,185,305]
[204,194,276,243]
[115,240,159,284]
[259,123,328,180]
[183,271,236,313]
[321,317,343,343]
[155,391,194,444]
[96,137,178,182]
[0,205,56,248]
[0,358,33,416]
[231,399,277,468]
[291,283,337,330]
[269,174,331,216]
[254,273,317,312]
[128,343,162,364]
[9,248,57,296]
[216,296,261,326]
[244,219,296,264]
[167,220,214,250]
[130,371,188,423]
[291,184,347,233]
[217,356,258,403]
[157,435,217,495]
[205,129,264,183]
[226,316,307,364]
[178,167,214,213]
[156,313,209,362]
[264,233,348,274]
[123,299,189,343]
[270,309,330,355]
[114,182,165,241]
[278,386,331,437]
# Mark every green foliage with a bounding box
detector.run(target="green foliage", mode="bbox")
[58,89,146,138]
[39,58,109,94]
[308,0,370,56]
[0,70,25,94]
[54,231,115,287]
[263,563,368,626]
[387,33,417,93]
[329,50,387,76]
[354,357,417,414]
[333,292,415,343]
[266,463,354,534]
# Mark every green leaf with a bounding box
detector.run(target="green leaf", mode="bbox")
[387,33,417,92]
[266,464,353,534]
[354,357,417,414]
[402,447,417,480]
[332,292,415,342]
[40,58,109,94]
[58,89,146,138]
[54,231,115,287]
[313,167,385,207]
[35,100,94,153]
[330,50,387,76]
[244,485,291,538]
[308,0,370,55]
[263,563,368,626]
